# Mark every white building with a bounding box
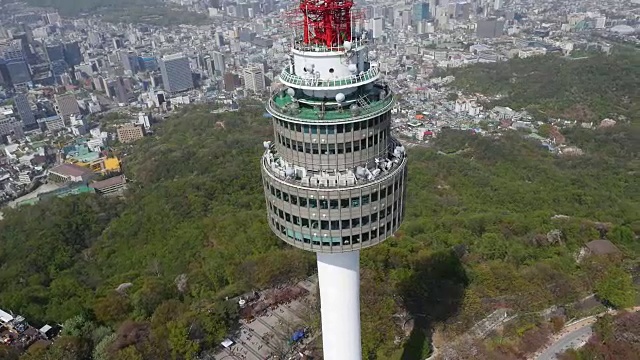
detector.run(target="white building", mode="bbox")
[242,64,266,93]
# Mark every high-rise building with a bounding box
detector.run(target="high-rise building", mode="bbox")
[477,18,505,38]
[2,40,25,61]
[1,39,31,86]
[10,35,32,59]
[44,13,61,25]
[260,0,407,358]
[5,60,31,85]
[63,41,83,66]
[215,32,225,48]
[368,17,385,39]
[0,116,23,138]
[159,53,194,94]
[494,0,503,10]
[113,77,132,103]
[203,55,215,78]
[139,56,158,72]
[429,0,438,17]
[120,50,138,74]
[45,42,65,63]
[87,32,101,46]
[413,2,430,22]
[112,38,124,50]
[14,93,36,127]
[242,64,265,93]
[212,51,225,75]
[223,72,238,91]
[55,93,81,120]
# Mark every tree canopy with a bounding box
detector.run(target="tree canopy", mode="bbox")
[449,50,640,123]
[0,103,638,359]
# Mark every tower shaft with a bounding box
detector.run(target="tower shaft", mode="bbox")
[261,1,407,358]
[317,251,362,360]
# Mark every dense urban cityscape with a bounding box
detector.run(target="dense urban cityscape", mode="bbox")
[0,0,638,359]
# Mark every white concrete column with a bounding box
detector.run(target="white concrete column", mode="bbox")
[316,251,362,360]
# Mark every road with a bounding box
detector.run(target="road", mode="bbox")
[533,307,640,360]
[536,324,592,360]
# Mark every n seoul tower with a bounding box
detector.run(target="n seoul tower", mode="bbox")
[260,0,407,358]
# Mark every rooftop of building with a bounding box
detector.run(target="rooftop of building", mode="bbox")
[90,175,126,190]
[162,53,186,60]
[64,144,102,163]
[49,163,93,177]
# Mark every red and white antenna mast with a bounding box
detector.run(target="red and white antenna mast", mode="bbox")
[285,0,365,48]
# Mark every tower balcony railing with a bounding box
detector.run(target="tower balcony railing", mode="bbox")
[267,85,394,122]
[279,66,380,89]
[292,38,368,53]
[261,136,406,190]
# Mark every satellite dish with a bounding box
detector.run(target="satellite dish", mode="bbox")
[343,41,352,51]
[263,141,271,149]
[335,93,345,103]
[286,88,295,97]
[285,167,295,177]
[348,63,357,73]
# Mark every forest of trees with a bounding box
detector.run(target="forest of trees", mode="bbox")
[0,103,638,359]
[448,50,640,124]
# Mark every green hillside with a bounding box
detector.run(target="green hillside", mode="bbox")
[449,50,640,123]
[0,104,638,359]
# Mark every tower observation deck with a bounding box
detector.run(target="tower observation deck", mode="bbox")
[260,1,407,359]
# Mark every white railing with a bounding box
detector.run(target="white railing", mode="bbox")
[279,66,380,88]
[292,38,368,53]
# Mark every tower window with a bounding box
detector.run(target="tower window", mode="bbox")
[342,220,351,229]
[341,199,350,208]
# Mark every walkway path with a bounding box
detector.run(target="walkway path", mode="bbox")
[532,306,640,360]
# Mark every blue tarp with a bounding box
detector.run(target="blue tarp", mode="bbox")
[291,329,305,342]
